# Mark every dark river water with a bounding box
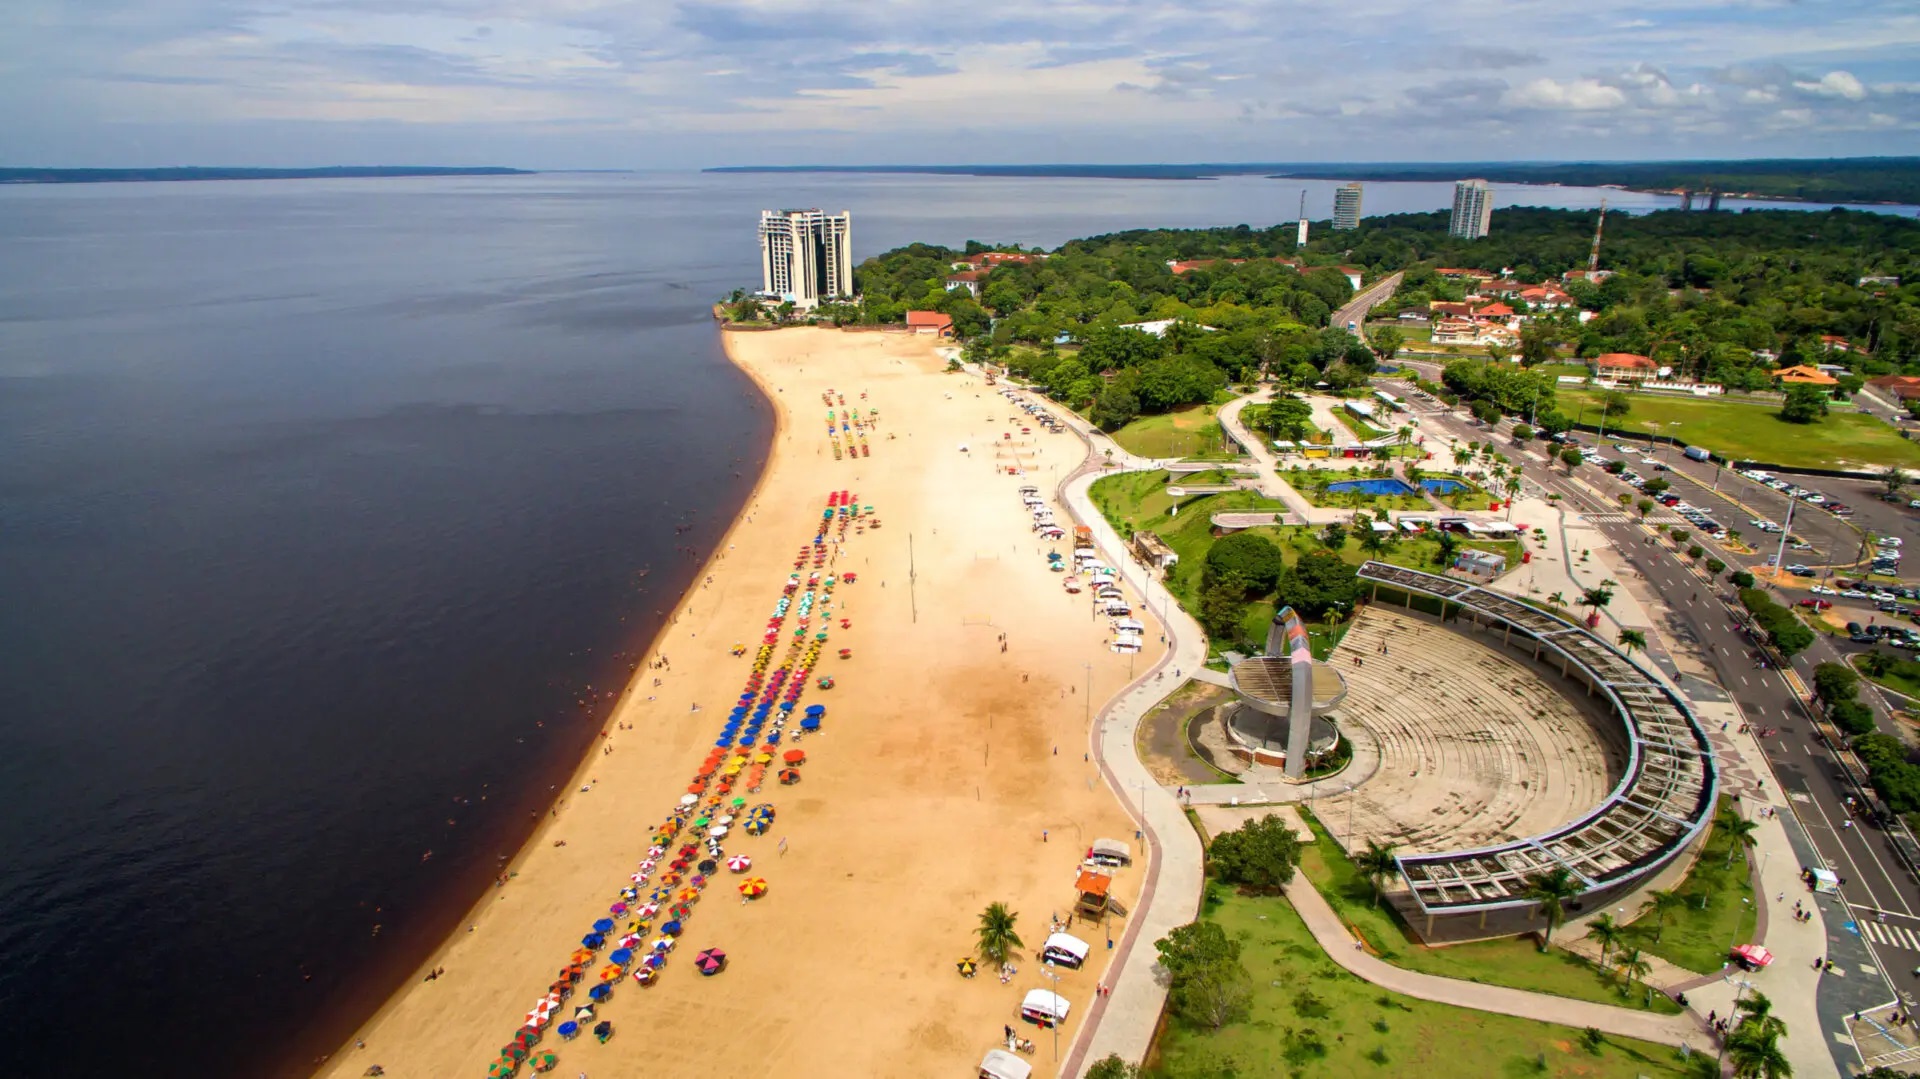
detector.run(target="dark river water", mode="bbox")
[0,170,1905,1078]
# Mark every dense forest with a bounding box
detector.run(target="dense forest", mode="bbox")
[804,206,1920,430]
[1270,157,1920,206]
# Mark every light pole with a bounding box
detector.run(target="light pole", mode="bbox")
[1346,783,1357,848]
[1083,662,1093,726]
[1043,960,1062,1062]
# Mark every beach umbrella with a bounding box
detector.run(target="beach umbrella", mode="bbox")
[609,902,627,916]
[651,935,676,953]
[727,853,752,872]
[487,1062,516,1079]
[608,948,634,966]
[572,1005,594,1021]
[511,1029,539,1049]
[580,933,605,950]
[678,794,698,807]
[697,858,719,874]
[956,958,976,977]
[593,1020,613,1043]
[633,967,657,986]
[503,1043,530,1064]
[661,918,683,936]
[783,749,806,764]
[556,1021,579,1040]
[598,965,622,983]
[805,704,825,716]
[675,886,700,903]
[695,948,727,976]
[643,952,666,969]
[709,825,729,838]
[745,818,768,835]
[587,983,611,1002]
[671,902,694,920]
[568,948,594,965]
[637,902,659,918]
[800,717,820,731]
[592,918,615,934]
[530,1051,559,1073]
[739,877,768,899]
[779,768,802,785]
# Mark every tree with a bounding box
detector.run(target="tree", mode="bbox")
[1084,1056,1141,1079]
[1637,498,1655,518]
[1472,398,1502,425]
[1090,384,1140,431]
[1718,804,1760,869]
[1204,532,1286,594]
[1559,447,1584,473]
[1207,814,1304,893]
[1735,992,1787,1042]
[1585,913,1623,966]
[1886,469,1911,498]
[1613,947,1651,991]
[1616,629,1647,656]
[1356,839,1401,908]
[1707,558,1727,575]
[1260,395,1315,441]
[1200,571,1252,642]
[1687,544,1706,560]
[1600,391,1632,419]
[1321,521,1349,550]
[1779,383,1829,424]
[1512,423,1534,441]
[1367,326,1405,365]
[1812,661,1861,710]
[1485,342,1512,365]
[1830,699,1877,737]
[1154,921,1253,1030]
[975,902,1025,965]
[1523,867,1580,949]
[1433,531,1459,567]
[1639,888,1684,942]
[1519,321,1560,367]
[1731,569,1756,588]
[1643,477,1671,496]
[1727,1023,1792,1079]
[1275,549,1361,620]
[1580,584,1616,620]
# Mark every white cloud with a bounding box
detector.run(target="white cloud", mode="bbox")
[1504,77,1629,111]
[1793,70,1867,100]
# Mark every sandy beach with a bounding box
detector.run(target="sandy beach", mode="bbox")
[315,327,1160,1078]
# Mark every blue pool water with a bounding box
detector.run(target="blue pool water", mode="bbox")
[1325,477,1470,496]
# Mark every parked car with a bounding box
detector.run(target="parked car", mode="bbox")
[1787,563,1813,575]
[1801,598,1834,610]
[1811,585,1838,596]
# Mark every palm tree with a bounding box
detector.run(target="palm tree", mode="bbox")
[1357,839,1401,908]
[1614,947,1651,990]
[1718,805,1761,869]
[1616,629,1647,656]
[975,902,1025,966]
[1585,913,1624,967]
[1547,591,1567,609]
[1639,888,1685,942]
[1396,425,1414,449]
[1736,992,1787,1041]
[1523,867,1580,950]
[1727,1024,1793,1079]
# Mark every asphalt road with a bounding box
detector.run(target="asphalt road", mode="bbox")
[1422,406,1920,1031]
[1334,272,1402,335]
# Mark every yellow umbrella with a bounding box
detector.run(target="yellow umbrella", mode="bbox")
[738,877,769,899]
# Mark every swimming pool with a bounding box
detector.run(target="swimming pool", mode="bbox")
[1324,477,1470,497]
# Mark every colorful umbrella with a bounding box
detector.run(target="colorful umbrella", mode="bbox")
[695,948,727,976]
[727,854,752,872]
[501,1045,529,1064]
[783,749,806,764]
[586,984,611,1002]
[956,958,976,977]
[530,1051,559,1073]
[487,1062,516,1079]
[779,769,801,785]
[739,877,768,899]
[660,919,683,936]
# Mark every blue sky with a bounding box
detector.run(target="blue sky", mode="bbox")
[3,0,1917,167]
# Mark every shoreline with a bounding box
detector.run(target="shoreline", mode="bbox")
[304,336,783,1075]
[312,325,1152,1078]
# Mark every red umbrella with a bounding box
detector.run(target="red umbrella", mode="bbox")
[695,948,727,976]
[782,750,806,764]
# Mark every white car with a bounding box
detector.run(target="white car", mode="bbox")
[1880,537,1905,548]
[1810,585,1838,596]
[1843,589,1870,598]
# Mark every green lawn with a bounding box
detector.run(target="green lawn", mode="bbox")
[1146,888,1695,1079]
[1333,408,1388,443]
[1621,800,1756,975]
[1111,406,1242,459]
[1556,387,1920,470]
[1293,808,1681,1014]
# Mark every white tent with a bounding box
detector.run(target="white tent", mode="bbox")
[1042,932,1091,969]
[1111,618,1145,633]
[979,1049,1033,1079]
[1090,837,1133,866]
[1020,988,1071,1023]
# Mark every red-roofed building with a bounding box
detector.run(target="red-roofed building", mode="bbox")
[1562,269,1615,284]
[1593,353,1657,381]
[1430,301,1474,318]
[1472,302,1515,320]
[1870,375,1920,401]
[1819,335,1855,353]
[944,269,988,298]
[955,251,1040,269]
[1519,285,1576,309]
[1336,265,1364,289]
[1773,364,1839,386]
[905,310,954,337]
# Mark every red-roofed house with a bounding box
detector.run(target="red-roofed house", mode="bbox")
[905,310,955,337]
[1870,375,1920,402]
[944,269,987,298]
[1519,286,1576,309]
[1562,269,1615,284]
[1430,301,1474,318]
[1472,302,1515,321]
[1593,353,1657,381]
[1819,335,1855,353]
[1773,364,1839,387]
[1336,265,1364,289]
[955,251,1040,269]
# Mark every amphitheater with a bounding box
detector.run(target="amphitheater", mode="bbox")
[1315,562,1717,939]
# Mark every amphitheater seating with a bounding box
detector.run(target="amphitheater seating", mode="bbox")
[1329,612,1626,857]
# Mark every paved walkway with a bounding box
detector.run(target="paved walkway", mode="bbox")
[1283,872,1708,1048]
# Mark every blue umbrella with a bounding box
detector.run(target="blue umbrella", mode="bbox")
[766,732,782,745]
[592,918,615,934]
[715,738,732,747]
[801,717,821,731]
[643,952,666,969]
[778,701,795,712]
[557,1021,579,1039]
[581,933,605,949]
[608,948,634,966]
[660,919,683,936]
[588,983,612,1001]
[805,705,825,716]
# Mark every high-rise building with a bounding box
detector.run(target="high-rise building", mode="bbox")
[1332,183,1363,231]
[1448,179,1493,239]
[759,209,853,307]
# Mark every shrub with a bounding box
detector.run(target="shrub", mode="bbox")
[1707,558,1727,575]
[1731,570,1756,588]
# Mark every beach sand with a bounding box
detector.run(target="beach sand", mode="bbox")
[315,327,1161,1078]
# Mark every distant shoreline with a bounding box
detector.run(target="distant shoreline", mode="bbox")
[0,166,534,185]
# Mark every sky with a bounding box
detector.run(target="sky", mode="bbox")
[4,0,1919,168]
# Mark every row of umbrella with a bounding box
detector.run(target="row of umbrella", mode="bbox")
[488,490,863,1076]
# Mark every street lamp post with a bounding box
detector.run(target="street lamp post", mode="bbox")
[1346,783,1357,848]
[1043,961,1061,1062]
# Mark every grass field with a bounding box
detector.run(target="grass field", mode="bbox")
[1556,387,1920,470]
[1293,808,1682,1014]
[1144,887,1694,1079]
[1620,800,1757,974]
[1110,406,1240,459]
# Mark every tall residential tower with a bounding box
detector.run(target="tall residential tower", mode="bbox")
[1332,182,1363,230]
[1448,180,1493,239]
[758,209,853,307]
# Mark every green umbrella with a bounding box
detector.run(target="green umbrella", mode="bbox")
[500,1044,528,1064]
[488,1063,516,1079]
[694,816,710,828]
[530,1050,560,1073]
[730,797,747,807]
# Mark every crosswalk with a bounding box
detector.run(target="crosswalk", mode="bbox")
[1861,918,1920,952]
[1581,511,1681,526]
